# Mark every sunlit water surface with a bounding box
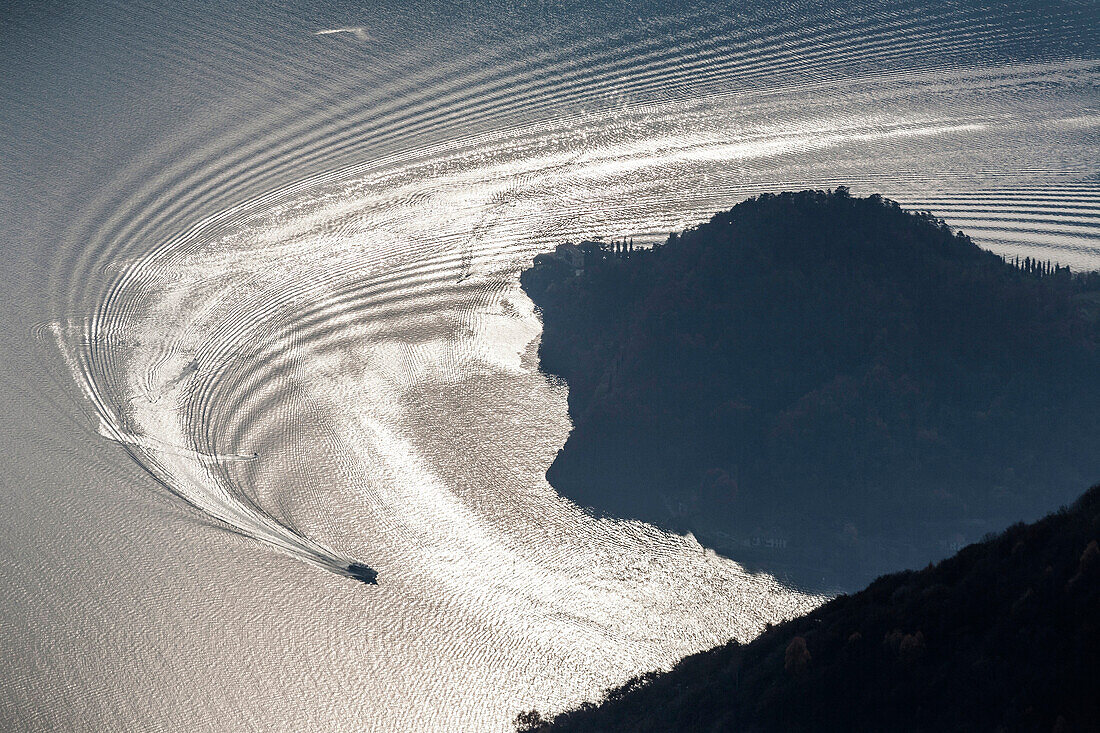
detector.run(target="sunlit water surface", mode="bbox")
[1,0,1097,730]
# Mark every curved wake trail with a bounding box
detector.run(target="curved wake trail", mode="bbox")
[47,315,378,583]
[51,58,1100,591]
[19,0,1099,726]
[49,57,1100,591]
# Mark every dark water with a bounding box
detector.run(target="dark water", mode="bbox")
[1,0,1097,729]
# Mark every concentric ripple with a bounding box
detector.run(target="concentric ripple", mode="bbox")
[4,0,1098,729]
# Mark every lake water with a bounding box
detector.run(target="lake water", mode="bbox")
[1,0,1097,729]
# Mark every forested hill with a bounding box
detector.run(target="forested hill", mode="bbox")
[517,483,1100,732]
[520,189,1100,591]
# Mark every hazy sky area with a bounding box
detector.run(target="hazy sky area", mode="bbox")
[1,0,1097,730]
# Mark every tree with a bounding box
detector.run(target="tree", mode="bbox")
[784,636,811,676]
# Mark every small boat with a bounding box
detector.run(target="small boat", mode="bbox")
[346,562,379,585]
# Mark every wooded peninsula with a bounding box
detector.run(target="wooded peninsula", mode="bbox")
[516,189,1100,731]
[521,189,1100,591]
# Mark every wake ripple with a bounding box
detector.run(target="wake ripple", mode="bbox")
[26,2,1099,724]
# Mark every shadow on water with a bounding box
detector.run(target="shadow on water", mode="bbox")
[550,481,917,595]
[547,435,1053,596]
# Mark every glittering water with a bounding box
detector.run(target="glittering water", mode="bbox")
[2,0,1097,730]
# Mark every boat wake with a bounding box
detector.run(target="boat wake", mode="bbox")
[44,54,1100,594]
[19,0,1099,725]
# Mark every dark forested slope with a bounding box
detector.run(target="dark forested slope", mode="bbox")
[521,189,1100,590]
[517,483,1100,732]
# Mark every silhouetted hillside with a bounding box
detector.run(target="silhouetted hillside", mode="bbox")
[517,483,1100,732]
[521,189,1100,590]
